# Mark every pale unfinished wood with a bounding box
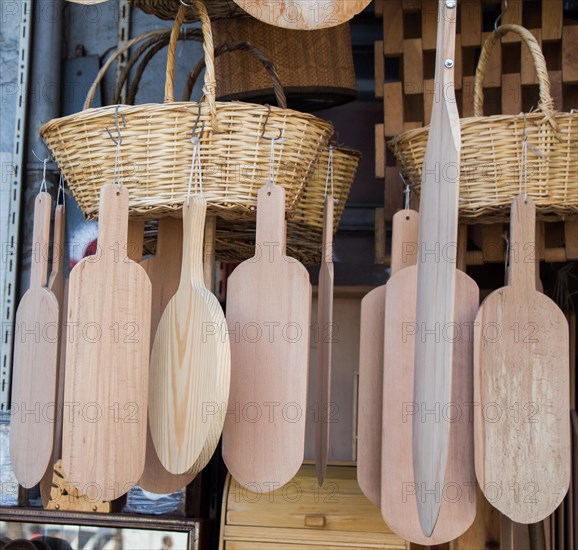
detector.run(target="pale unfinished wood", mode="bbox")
[375,124,385,179]
[384,167,405,221]
[234,0,371,30]
[384,82,404,136]
[460,0,481,47]
[316,197,334,485]
[383,0,403,56]
[358,210,419,506]
[403,39,424,94]
[223,183,311,491]
[10,192,59,488]
[501,73,522,114]
[521,29,542,85]
[413,0,461,536]
[542,0,563,41]
[149,197,230,475]
[375,41,384,98]
[63,184,151,501]
[474,196,571,524]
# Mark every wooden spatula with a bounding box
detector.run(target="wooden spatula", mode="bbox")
[149,197,230,475]
[413,0,461,535]
[62,183,151,501]
[382,214,478,544]
[223,182,311,491]
[357,208,419,506]
[474,195,570,524]
[10,192,59,488]
[316,196,334,486]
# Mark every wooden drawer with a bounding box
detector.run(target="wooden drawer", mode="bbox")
[219,464,408,549]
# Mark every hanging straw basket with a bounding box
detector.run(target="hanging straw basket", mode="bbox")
[130,0,245,22]
[389,24,578,224]
[40,0,333,221]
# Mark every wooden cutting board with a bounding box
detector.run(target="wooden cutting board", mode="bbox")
[381,217,478,544]
[413,0,461,535]
[223,183,311,491]
[357,209,419,506]
[233,0,371,30]
[10,192,59,488]
[62,184,151,501]
[149,197,230,475]
[474,195,570,524]
[316,196,334,486]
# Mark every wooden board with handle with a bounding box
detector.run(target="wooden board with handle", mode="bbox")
[413,0,461,535]
[357,208,419,506]
[233,0,372,30]
[381,212,477,544]
[62,184,151,501]
[223,183,311,491]
[316,196,334,486]
[474,195,570,524]
[149,197,230,475]
[10,192,59,488]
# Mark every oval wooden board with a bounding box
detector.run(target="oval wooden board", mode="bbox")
[234,0,371,30]
[381,265,478,544]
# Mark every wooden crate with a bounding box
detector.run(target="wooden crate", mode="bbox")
[219,464,408,549]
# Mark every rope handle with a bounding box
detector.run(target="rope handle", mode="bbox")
[182,41,287,108]
[474,24,554,118]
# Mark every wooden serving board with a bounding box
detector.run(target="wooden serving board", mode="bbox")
[223,183,311,491]
[62,184,151,501]
[316,196,334,486]
[413,0,461,535]
[474,195,570,524]
[10,192,59,488]
[234,0,371,30]
[357,209,419,506]
[149,197,230,475]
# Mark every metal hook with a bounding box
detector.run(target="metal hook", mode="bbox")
[192,99,205,138]
[106,105,126,145]
[494,0,508,35]
[57,173,65,207]
[180,0,195,5]
[260,105,283,140]
[399,173,412,210]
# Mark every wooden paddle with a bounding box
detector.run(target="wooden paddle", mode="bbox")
[316,196,334,486]
[357,208,419,506]
[412,0,461,535]
[40,204,67,505]
[233,0,371,30]
[223,182,311,491]
[474,195,570,524]
[381,214,478,544]
[10,192,59,488]
[148,197,230,475]
[62,183,151,501]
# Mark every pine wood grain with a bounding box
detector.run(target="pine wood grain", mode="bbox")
[223,183,311,491]
[62,184,151,501]
[474,196,571,524]
[10,192,59,488]
[149,198,230,475]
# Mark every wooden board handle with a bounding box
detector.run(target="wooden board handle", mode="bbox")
[30,192,52,288]
[182,196,207,286]
[391,209,419,275]
[509,195,536,289]
[255,184,286,257]
[96,184,129,257]
[50,204,65,284]
[322,197,334,264]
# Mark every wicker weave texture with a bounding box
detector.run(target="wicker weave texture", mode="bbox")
[389,24,578,224]
[130,0,244,22]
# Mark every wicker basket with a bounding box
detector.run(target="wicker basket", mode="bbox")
[389,24,578,224]
[130,0,244,22]
[40,1,333,221]
[211,16,356,111]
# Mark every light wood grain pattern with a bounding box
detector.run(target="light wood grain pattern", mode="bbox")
[223,183,311,491]
[40,205,67,506]
[10,192,59,488]
[63,184,151,501]
[384,82,404,137]
[383,0,404,56]
[382,265,478,544]
[316,197,334,485]
[149,197,230,475]
[358,210,419,506]
[404,39,424,94]
[233,0,371,30]
[460,0,481,47]
[413,0,460,536]
[562,26,578,83]
[542,0,563,41]
[474,196,571,524]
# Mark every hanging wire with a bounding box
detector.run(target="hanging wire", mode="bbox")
[520,113,528,202]
[57,173,65,208]
[399,173,412,211]
[324,145,334,199]
[105,105,126,189]
[260,105,286,192]
[187,102,205,204]
[31,150,52,194]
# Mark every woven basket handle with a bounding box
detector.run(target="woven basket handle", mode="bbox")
[167,1,218,130]
[474,24,554,117]
[182,41,288,109]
